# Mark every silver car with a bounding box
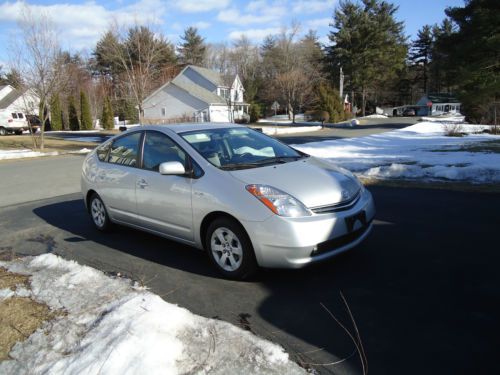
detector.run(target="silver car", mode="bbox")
[81,123,375,279]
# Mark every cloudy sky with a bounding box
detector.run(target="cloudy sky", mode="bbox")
[0,0,463,64]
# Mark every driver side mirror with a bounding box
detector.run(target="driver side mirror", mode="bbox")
[159,161,186,175]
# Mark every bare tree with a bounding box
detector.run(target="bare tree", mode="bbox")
[96,23,176,124]
[10,6,64,150]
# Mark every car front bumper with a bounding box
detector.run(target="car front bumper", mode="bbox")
[242,189,375,268]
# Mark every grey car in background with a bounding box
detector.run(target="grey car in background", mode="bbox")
[81,123,375,279]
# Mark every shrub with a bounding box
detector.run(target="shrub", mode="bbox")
[80,91,93,130]
[101,97,114,130]
[50,93,63,131]
[68,96,80,131]
[249,103,261,123]
[443,123,465,137]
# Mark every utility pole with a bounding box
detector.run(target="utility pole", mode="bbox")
[339,66,344,100]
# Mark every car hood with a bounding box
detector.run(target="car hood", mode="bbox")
[229,157,361,208]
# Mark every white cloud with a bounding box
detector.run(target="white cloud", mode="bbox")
[217,1,286,25]
[193,21,211,30]
[172,0,231,13]
[229,27,281,42]
[0,0,168,50]
[292,0,337,14]
[305,17,331,29]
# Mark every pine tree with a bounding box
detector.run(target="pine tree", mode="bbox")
[177,27,206,66]
[68,96,80,131]
[315,84,346,123]
[435,0,499,123]
[101,97,114,130]
[80,91,93,130]
[326,0,407,116]
[409,25,434,94]
[50,93,63,131]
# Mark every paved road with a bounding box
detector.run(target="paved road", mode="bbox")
[1,187,499,374]
[0,155,85,207]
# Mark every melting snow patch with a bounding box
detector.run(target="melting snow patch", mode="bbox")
[295,122,500,183]
[0,254,305,375]
[0,149,59,160]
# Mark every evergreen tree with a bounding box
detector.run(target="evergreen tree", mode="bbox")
[435,0,499,123]
[68,96,80,131]
[177,27,206,66]
[409,25,433,94]
[326,0,407,116]
[50,93,63,131]
[315,84,346,123]
[80,91,93,130]
[101,97,114,130]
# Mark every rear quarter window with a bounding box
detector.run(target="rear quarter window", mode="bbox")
[96,142,111,162]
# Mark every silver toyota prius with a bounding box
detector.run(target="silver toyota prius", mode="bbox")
[81,123,375,279]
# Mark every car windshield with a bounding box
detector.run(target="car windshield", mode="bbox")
[181,127,307,170]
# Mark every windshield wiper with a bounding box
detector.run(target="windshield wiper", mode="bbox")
[219,163,261,170]
[253,155,305,165]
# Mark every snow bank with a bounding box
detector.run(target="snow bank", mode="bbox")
[420,114,466,123]
[0,254,305,375]
[295,122,500,183]
[0,148,91,160]
[363,114,388,119]
[261,126,322,135]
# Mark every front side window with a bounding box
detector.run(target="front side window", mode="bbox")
[143,131,186,172]
[17,113,24,119]
[11,113,18,119]
[108,132,141,167]
[181,127,306,170]
[96,142,111,162]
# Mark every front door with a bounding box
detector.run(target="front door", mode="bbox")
[135,131,194,242]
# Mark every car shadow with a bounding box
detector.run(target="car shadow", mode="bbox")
[32,198,219,278]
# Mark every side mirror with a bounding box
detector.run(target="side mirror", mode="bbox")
[159,161,186,175]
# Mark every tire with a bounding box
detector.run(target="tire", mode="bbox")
[0,127,6,136]
[89,193,111,232]
[14,130,23,135]
[205,217,258,280]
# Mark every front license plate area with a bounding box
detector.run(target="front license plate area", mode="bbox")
[345,211,367,232]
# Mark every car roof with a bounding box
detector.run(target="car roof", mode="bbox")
[136,123,245,134]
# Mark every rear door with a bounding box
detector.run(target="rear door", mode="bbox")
[135,130,194,242]
[97,131,143,224]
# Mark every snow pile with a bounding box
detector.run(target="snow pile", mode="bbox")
[363,114,388,119]
[262,126,322,135]
[0,148,91,160]
[295,122,500,183]
[0,254,305,375]
[0,149,59,160]
[420,114,465,123]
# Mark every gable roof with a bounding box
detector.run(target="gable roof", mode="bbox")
[0,88,23,109]
[425,93,461,104]
[171,79,226,105]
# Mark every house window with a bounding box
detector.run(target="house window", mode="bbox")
[161,108,166,117]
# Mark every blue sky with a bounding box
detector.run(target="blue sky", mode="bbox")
[0,0,464,65]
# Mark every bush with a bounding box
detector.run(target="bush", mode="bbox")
[315,84,346,123]
[101,97,114,130]
[249,103,261,123]
[80,91,93,130]
[443,123,465,137]
[68,96,80,131]
[50,93,63,131]
[305,110,329,124]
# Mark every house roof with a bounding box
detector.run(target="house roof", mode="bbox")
[172,75,226,105]
[0,88,23,109]
[425,93,461,104]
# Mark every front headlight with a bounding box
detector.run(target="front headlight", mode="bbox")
[246,184,311,217]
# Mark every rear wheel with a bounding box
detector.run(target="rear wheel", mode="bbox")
[14,130,23,135]
[0,127,7,136]
[206,218,257,280]
[89,193,111,231]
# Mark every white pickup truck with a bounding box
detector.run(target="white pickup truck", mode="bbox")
[0,110,31,135]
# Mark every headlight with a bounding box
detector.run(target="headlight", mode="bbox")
[246,184,311,217]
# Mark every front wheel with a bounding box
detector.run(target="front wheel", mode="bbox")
[206,218,258,280]
[89,193,111,231]
[0,127,7,136]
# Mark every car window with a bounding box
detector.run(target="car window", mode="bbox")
[17,113,24,119]
[11,113,18,119]
[143,131,186,172]
[108,132,141,167]
[96,142,111,162]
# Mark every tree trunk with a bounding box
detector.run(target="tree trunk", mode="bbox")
[361,88,366,117]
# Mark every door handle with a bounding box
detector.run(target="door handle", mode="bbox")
[137,179,149,188]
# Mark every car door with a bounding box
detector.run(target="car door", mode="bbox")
[97,131,143,225]
[135,130,194,242]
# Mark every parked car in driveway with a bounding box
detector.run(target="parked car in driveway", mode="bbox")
[0,110,30,135]
[81,124,375,279]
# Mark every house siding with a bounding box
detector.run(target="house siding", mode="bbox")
[144,84,208,120]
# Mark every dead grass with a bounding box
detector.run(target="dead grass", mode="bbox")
[0,266,59,361]
[0,135,97,152]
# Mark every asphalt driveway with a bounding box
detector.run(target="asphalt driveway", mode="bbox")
[0,186,499,374]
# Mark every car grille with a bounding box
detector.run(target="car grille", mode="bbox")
[312,220,372,256]
[310,190,361,214]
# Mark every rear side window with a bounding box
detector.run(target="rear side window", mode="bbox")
[108,132,141,167]
[142,131,186,172]
[11,113,18,119]
[17,113,24,119]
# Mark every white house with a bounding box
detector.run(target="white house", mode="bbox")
[143,65,249,123]
[0,85,39,115]
[416,94,462,116]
